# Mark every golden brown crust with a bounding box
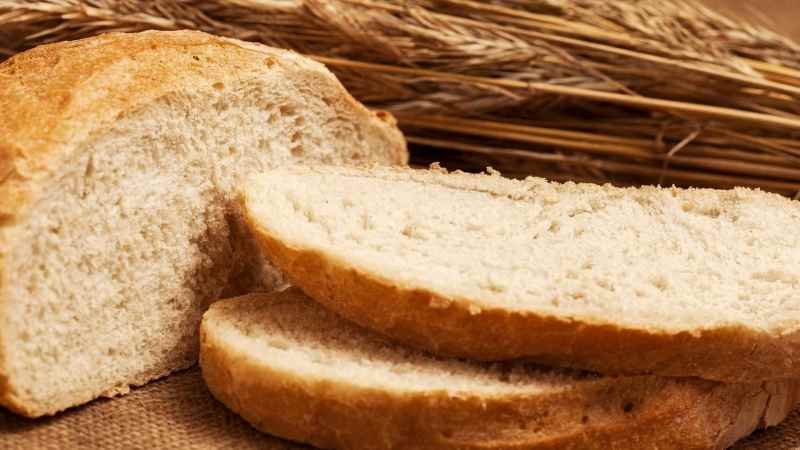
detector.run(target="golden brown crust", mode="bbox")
[200,293,799,450]
[0,30,405,224]
[0,30,406,416]
[0,376,30,417]
[244,210,800,384]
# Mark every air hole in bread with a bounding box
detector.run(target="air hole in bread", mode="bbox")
[681,202,721,218]
[360,212,374,231]
[482,274,506,293]
[401,223,431,241]
[752,270,798,284]
[650,275,669,292]
[569,291,586,301]
[633,195,653,208]
[279,104,296,116]
[566,270,578,280]
[212,82,224,91]
[213,99,228,112]
[83,156,95,178]
[18,330,31,342]
[596,279,614,292]
[291,145,304,157]
[567,208,584,218]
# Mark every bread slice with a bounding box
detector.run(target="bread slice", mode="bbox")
[200,288,799,450]
[0,31,406,417]
[242,165,800,383]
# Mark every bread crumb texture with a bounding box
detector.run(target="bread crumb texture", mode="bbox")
[0,30,405,417]
[201,289,799,450]
[244,165,800,334]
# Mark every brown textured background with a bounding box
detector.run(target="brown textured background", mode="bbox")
[703,0,800,41]
[2,1,800,449]
[0,368,306,450]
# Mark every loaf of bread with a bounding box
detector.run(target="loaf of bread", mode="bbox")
[200,288,799,450]
[0,31,406,417]
[242,165,800,383]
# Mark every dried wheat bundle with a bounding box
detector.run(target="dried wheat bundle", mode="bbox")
[2,0,800,196]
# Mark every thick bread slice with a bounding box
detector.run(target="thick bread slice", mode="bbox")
[0,31,406,417]
[200,288,800,450]
[242,165,800,383]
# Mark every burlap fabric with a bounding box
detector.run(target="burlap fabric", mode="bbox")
[1,367,798,449]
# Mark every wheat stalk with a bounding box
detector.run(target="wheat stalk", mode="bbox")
[2,0,800,196]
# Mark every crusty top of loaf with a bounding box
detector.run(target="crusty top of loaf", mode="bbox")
[0,30,407,225]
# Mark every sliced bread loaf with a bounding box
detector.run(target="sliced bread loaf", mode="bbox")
[0,31,406,417]
[200,288,799,450]
[242,165,800,383]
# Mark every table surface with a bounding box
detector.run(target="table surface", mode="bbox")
[1,367,799,450]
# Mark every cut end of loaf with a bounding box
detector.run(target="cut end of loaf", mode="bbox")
[0,30,406,417]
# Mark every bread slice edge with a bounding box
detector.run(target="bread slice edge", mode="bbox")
[200,291,800,450]
[241,166,800,383]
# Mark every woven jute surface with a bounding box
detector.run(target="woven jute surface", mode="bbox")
[0,367,798,450]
